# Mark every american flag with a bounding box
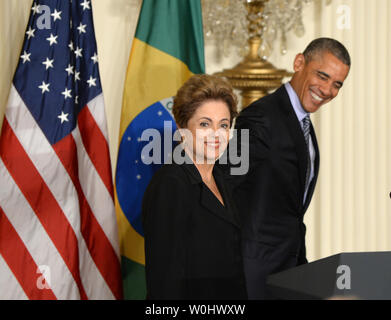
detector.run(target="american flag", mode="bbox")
[0,0,122,299]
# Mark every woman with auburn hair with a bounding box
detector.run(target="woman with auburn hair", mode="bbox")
[142,74,247,300]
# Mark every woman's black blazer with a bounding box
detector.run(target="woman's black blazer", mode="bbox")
[142,159,247,300]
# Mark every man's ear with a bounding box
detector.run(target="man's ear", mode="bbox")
[293,53,306,72]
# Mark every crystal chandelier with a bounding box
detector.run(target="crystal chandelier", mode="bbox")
[202,0,332,59]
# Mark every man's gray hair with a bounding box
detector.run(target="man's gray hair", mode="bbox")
[303,37,351,67]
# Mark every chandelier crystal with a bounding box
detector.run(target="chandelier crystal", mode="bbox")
[202,0,332,59]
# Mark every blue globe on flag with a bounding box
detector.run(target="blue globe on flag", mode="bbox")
[116,98,177,237]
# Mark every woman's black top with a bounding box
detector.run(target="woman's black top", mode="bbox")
[142,159,247,300]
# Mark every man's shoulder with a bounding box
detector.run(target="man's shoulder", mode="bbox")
[239,85,287,118]
[235,86,288,130]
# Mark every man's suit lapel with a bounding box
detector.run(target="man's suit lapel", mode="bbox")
[276,86,308,199]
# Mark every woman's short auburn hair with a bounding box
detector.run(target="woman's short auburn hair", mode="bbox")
[173,74,238,128]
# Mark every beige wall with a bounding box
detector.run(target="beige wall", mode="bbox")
[308,0,391,260]
[0,0,32,132]
[1,0,390,262]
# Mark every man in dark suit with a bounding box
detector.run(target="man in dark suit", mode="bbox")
[228,38,351,299]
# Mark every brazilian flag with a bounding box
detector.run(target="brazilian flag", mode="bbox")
[115,0,205,299]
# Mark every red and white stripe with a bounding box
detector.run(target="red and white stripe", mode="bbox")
[0,253,28,300]
[0,86,122,299]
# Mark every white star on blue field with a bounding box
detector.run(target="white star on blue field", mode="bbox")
[15,0,101,145]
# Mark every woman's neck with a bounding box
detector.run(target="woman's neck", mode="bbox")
[183,147,215,183]
[194,162,214,184]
